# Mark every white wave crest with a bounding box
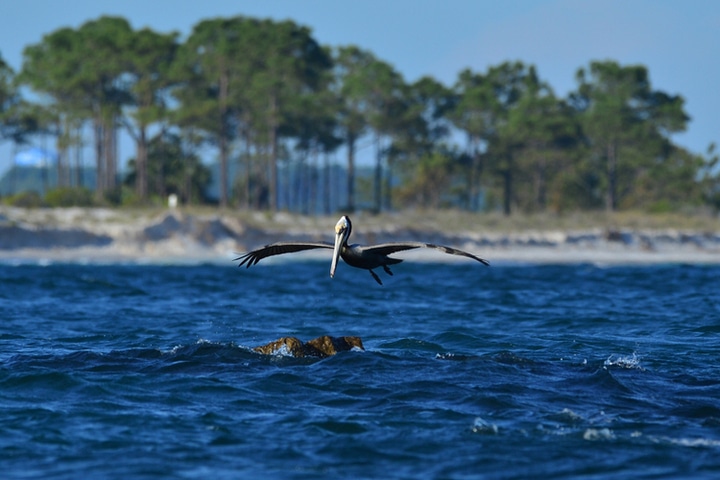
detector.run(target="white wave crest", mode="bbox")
[604,352,643,370]
[583,428,615,441]
[472,417,499,434]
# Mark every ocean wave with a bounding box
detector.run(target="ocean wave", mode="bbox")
[604,352,644,370]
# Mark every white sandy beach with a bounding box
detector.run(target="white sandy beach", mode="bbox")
[1,206,719,265]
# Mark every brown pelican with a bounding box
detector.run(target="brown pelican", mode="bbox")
[234,216,489,285]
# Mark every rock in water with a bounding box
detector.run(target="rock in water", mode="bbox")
[253,335,364,358]
[305,336,364,357]
[253,337,305,357]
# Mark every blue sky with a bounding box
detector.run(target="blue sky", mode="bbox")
[1,0,718,172]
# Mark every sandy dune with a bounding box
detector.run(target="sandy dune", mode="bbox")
[1,206,719,265]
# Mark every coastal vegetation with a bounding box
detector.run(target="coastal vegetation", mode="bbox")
[1,15,718,215]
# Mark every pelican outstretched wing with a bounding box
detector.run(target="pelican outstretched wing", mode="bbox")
[360,242,490,266]
[234,242,334,267]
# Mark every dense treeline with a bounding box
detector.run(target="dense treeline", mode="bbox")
[0,15,718,214]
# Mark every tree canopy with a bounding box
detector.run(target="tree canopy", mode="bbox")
[1,16,717,214]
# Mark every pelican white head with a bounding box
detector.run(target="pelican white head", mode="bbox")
[330,216,351,278]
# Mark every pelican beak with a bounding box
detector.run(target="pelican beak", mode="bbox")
[330,227,343,278]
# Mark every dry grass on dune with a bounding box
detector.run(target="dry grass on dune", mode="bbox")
[225,209,720,235]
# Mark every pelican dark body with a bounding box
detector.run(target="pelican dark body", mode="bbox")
[235,216,489,285]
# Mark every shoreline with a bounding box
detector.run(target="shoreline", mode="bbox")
[2,206,720,265]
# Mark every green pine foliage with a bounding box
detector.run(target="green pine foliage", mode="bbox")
[0,17,717,214]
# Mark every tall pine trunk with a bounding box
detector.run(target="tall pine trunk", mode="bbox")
[467,135,482,211]
[502,154,514,216]
[74,125,84,189]
[605,140,618,211]
[384,158,393,211]
[242,129,252,210]
[323,153,331,215]
[373,134,382,213]
[268,93,279,212]
[218,69,229,208]
[103,117,117,192]
[535,153,547,210]
[135,126,148,200]
[94,117,105,197]
[346,132,356,212]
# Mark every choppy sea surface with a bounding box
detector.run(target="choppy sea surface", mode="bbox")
[1,260,720,479]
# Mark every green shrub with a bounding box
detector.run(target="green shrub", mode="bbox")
[646,199,674,214]
[4,191,44,208]
[101,186,125,206]
[44,187,95,207]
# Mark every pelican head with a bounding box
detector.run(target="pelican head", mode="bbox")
[330,216,351,278]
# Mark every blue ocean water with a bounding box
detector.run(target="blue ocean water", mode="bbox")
[1,260,720,479]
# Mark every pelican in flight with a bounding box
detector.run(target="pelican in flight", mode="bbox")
[234,216,489,285]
